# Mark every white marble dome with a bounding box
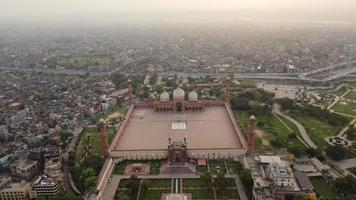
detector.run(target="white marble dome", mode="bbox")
[173,87,185,100]
[160,91,170,102]
[188,91,198,101]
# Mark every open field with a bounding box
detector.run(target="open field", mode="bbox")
[332,102,356,117]
[235,110,305,152]
[345,91,356,100]
[330,86,348,97]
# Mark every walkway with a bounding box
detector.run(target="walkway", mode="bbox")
[273,104,318,149]
[327,89,351,110]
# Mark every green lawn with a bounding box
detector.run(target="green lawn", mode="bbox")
[183,179,207,188]
[216,188,239,199]
[140,189,170,200]
[310,177,341,199]
[345,91,356,100]
[183,189,214,199]
[144,179,171,188]
[330,86,348,97]
[290,113,340,149]
[235,110,305,151]
[332,102,356,117]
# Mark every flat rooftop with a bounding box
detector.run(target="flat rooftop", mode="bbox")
[113,106,244,151]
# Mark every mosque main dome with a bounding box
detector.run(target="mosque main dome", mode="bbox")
[160,91,170,102]
[173,87,185,100]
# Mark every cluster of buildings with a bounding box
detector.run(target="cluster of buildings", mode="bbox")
[0,70,133,199]
[0,175,59,200]
[244,155,318,200]
[1,24,356,75]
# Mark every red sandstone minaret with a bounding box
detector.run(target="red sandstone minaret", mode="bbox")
[128,79,133,104]
[97,119,110,158]
[225,77,231,102]
[246,115,256,155]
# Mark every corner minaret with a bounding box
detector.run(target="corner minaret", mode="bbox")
[128,79,133,104]
[246,115,256,155]
[225,77,231,102]
[97,119,110,158]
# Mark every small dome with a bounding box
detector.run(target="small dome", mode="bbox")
[173,87,185,100]
[160,91,170,102]
[188,91,198,101]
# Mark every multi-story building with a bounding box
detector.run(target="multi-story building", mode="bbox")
[0,181,32,200]
[32,175,59,199]
[245,155,316,200]
[15,160,38,179]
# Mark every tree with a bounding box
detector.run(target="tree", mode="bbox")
[56,190,81,200]
[287,145,304,157]
[84,176,97,189]
[140,179,148,196]
[305,148,317,157]
[239,169,253,199]
[325,146,347,161]
[214,171,226,194]
[276,98,297,111]
[200,172,212,189]
[334,175,356,196]
[155,84,164,94]
[230,96,250,110]
[128,175,139,198]
[293,194,304,200]
[81,167,96,179]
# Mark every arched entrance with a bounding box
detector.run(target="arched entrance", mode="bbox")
[176,102,183,112]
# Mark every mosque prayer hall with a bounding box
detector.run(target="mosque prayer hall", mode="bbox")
[108,79,247,160]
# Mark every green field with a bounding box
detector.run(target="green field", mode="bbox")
[235,110,306,152]
[330,86,348,97]
[332,102,356,117]
[345,91,356,100]
[184,189,214,199]
[310,177,341,199]
[290,113,340,149]
[140,189,170,200]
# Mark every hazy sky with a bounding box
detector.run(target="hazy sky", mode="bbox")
[1,0,356,23]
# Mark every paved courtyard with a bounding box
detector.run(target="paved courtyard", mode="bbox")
[113,106,244,151]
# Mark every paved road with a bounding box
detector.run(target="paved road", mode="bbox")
[273,104,318,149]
[62,125,84,194]
[335,158,356,169]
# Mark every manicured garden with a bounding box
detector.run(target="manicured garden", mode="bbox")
[114,159,163,175]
